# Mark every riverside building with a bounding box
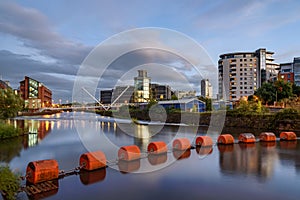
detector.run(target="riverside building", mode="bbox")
[218,48,279,102]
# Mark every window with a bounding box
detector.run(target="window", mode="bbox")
[288,74,291,78]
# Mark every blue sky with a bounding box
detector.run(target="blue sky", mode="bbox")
[1,0,300,102]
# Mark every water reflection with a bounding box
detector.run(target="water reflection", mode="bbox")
[79,168,106,185]
[219,143,279,181]
[278,141,300,174]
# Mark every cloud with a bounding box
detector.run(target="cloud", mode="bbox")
[0,1,92,65]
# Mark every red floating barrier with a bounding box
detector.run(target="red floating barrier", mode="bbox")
[172,138,191,150]
[195,136,213,147]
[218,144,234,153]
[118,145,141,161]
[26,159,59,184]
[148,154,168,165]
[173,149,191,160]
[280,132,297,141]
[147,141,168,154]
[80,151,106,171]
[118,160,140,173]
[196,146,213,155]
[80,168,106,185]
[259,132,276,142]
[238,133,256,143]
[217,134,234,145]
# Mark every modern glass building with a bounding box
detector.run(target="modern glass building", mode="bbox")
[134,70,151,102]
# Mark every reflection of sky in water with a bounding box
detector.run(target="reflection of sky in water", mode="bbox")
[1,112,300,200]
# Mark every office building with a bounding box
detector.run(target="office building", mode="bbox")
[100,86,135,105]
[293,57,300,86]
[150,84,171,101]
[175,90,196,99]
[218,48,279,101]
[278,63,294,83]
[134,70,151,102]
[19,76,52,109]
[201,79,213,98]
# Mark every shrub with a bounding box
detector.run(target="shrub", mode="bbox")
[0,123,21,139]
[0,165,20,200]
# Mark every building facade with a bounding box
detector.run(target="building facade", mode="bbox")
[293,57,300,86]
[201,79,213,98]
[278,63,294,83]
[19,76,52,109]
[134,70,151,102]
[218,48,279,101]
[150,84,171,101]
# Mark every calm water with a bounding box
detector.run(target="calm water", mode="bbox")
[1,112,300,200]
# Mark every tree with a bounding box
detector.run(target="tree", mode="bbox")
[198,96,212,111]
[274,80,293,101]
[0,89,24,119]
[254,82,276,105]
[292,84,300,96]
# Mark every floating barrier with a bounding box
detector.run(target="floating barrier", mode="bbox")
[217,134,234,145]
[195,136,213,147]
[148,154,168,165]
[118,160,140,173]
[80,168,106,185]
[196,146,213,155]
[147,141,168,154]
[260,141,276,148]
[25,180,58,199]
[280,132,297,141]
[239,143,256,149]
[172,138,191,150]
[218,144,234,153]
[80,151,106,171]
[259,132,276,142]
[26,159,59,184]
[173,149,191,160]
[118,145,141,161]
[280,140,297,149]
[238,133,256,143]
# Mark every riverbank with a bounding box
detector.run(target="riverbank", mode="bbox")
[96,109,300,131]
[18,110,62,116]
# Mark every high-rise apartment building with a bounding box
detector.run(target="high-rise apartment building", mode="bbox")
[218,48,279,101]
[293,57,300,86]
[201,79,213,98]
[19,76,52,109]
[150,84,171,101]
[278,63,294,83]
[134,70,151,102]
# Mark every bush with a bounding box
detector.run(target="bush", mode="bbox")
[0,165,20,200]
[274,108,300,120]
[0,123,21,139]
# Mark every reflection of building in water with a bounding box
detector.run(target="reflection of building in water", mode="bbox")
[134,125,150,152]
[22,120,52,148]
[219,143,278,181]
[278,141,300,174]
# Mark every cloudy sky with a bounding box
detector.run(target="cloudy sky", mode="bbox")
[1,0,300,103]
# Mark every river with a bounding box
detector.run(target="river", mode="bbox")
[0,111,300,200]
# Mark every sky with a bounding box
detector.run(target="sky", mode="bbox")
[1,0,300,103]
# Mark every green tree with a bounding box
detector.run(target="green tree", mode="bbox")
[292,84,300,96]
[255,82,276,105]
[198,96,212,111]
[274,80,293,101]
[0,89,24,119]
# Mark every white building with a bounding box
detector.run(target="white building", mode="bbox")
[201,79,213,98]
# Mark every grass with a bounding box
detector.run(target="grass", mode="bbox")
[0,123,21,139]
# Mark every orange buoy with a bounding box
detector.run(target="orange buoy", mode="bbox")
[26,159,59,184]
[196,146,213,155]
[238,133,256,143]
[239,143,255,149]
[80,168,106,185]
[218,144,234,153]
[148,154,168,165]
[280,140,297,149]
[260,141,276,148]
[259,132,276,142]
[217,134,234,145]
[80,151,106,171]
[173,149,191,160]
[172,138,191,150]
[118,160,140,173]
[195,136,213,147]
[280,132,297,141]
[147,141,168,154]
[118,145,141,161]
